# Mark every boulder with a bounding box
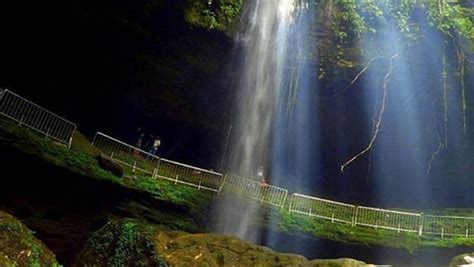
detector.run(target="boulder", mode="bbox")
[96,153,124,177]
[450,253,474,267]
[0,210,59,266]
[76,219,375,267]
[74,219,167,267]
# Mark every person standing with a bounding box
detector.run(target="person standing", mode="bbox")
[133,128,145,156]
[148,136,161,156]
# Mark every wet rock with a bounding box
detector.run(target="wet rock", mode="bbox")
[0,210,59,266]
[77,219,375,267]
[75,219,167,267]
[450,253,474,267]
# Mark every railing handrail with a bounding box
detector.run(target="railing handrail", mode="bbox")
[227,174,289,192]
[424,214,474,220]
[94,131,223,176]
[160,158,223,176]
[1,89,77,128]
[4,89,474,238]
[292,193,356,208]
[94,131,161,159]
[357,206,422,217]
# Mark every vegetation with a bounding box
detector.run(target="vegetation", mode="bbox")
[184,0,243,34]
[0,211,59,266]
[76,218,372,266]
[2,117,474,253]
[75,219,167,266]
[0,117,213,220]
[275,210,474,254]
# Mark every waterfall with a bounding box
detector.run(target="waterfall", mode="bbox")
[212,0,311,243]
[230,0,299,177]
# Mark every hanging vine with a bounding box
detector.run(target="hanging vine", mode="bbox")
[458,49,467,133]
[442,52,449,148]
[340,53,399,172]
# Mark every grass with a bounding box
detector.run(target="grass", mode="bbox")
[0,117,213,217]
[271,208,474,254]
[2,115,474,253]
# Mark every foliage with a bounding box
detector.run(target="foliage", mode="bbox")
[302,0,473,81]
[425,0,474,50]
[184,0,243,34]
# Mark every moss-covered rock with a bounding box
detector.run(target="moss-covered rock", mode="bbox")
[449,252,474,267]
[97,153,124,177]
[75,219,167,267]
[160,233,372,267]
[77,219,373,267]
[0,211,59,266]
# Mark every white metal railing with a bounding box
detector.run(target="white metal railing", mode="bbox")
[0,89,77,148]
[92,132,223,192]
[423,215,474,238]
[220,174,288,208]
[4,89,474,240]
[289,193,356,224]
[354,206,422,233]
[91,130,474,237]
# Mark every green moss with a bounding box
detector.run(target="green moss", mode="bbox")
[0,117,213,217]
[449,252,474,267]
[79,219,371,266]
[75,219,167,267]
[274,209,474,254]
[0,211,59,266]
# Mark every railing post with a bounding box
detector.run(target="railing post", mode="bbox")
[281,191,288,210]
[218,174,227,195]
[133,161,137,173]
[353,206,359,227]
[91,134,97,146]
[466,229,469,238]
[175,174,179,185]
[288,194,293,213]
[68,128,76,149]
[418,214,423,236]
[198,180,201,191]
[155,159,161,179]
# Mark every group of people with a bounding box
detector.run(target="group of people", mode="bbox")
[135,128,161,156]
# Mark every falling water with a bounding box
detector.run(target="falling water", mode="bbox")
[229,0,299,177]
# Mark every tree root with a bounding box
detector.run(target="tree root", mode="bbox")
[341,53,398,172]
